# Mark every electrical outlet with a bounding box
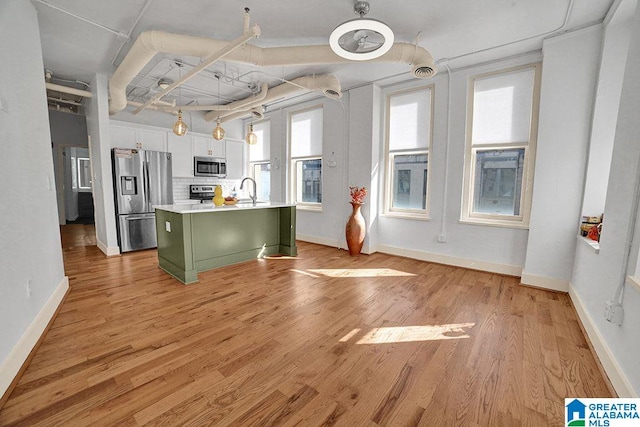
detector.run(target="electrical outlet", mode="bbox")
[605,300,624,325]
[26,279,32,298]
[437,234,447,243]
[165,221,171,232]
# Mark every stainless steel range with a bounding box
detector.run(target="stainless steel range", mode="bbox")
[189,185,215,202]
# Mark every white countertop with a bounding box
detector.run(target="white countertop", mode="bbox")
[154,202,295,214]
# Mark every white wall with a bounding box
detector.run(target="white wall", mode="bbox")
[582,0,637,216]
[522,27,602,291]
[86,74,119,255]
[261,96,351,247]
[49,110,89,147]
[112,105,231,137]
[0,0,68,398]
[571,0,640,397]
[348,85,382,254]
[375,55,542,275]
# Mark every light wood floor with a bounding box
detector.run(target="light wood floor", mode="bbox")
[0,224,613,426]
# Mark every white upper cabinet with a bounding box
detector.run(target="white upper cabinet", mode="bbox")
[193,136,213,157]
[110,123,166,151]
[168,133,193,177]
[213,139,226,158]
[225,140,244,180]
[138,129,167,152]
[109,121,244,179]
[110,125,137,149]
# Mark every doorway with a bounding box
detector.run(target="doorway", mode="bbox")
[53,145,95,225]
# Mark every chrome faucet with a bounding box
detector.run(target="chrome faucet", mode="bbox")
[240,177,257,205]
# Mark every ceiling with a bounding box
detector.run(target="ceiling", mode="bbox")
[34,0,614,117]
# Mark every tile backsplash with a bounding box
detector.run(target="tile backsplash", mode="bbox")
[172,177,247,201]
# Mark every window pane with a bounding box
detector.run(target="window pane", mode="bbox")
[291,108,323,157]
[252,163,270,201]
[472,149,525,215]
[472,68,534,145]
[249,120,270,162]
[389,88,431,150]
[78,158,92,189]
[392,154,427,210]
[295,159,322,203]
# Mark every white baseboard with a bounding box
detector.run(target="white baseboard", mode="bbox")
[296,234,378,255]
[296,234,343,250]
[377,244,522,276]
[521,272,570,292]
[569,283,637,397]
[96,238,120,256]
[0,276,69,398]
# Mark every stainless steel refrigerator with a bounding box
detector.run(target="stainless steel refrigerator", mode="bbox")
[112,148,173,252]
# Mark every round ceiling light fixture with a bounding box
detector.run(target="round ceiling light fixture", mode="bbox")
[330,1,394,61]
[157,78,173,90]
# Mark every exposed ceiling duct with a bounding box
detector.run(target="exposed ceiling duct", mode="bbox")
[108,10,437,117]
[203,74,342,122]
[217,107,265,124]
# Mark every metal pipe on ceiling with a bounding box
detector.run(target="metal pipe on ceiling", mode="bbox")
[131,11,261,114]
[33,0,129,39]
[47,97,84,107]
[46,82,92,98]
[109,14,436,116]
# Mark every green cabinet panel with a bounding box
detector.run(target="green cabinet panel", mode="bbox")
[155,209,197,284]
[191,208,280,261]
[155,206,296,284]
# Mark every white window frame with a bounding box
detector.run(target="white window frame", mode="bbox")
[383,85,434,220]
[77,157,92,190]
[247,118,271,202]
[289,105,323,211]
[461,63,541,228]
[250,161,271,202]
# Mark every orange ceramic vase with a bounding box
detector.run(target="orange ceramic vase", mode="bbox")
[345,202,365,256]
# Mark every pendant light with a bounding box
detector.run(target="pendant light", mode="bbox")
[213,118,225,140]
[246,123,258,145]
[173,109,188,136]
[330,1,394,61]
[172,64,188,136]
[212,73,225,140]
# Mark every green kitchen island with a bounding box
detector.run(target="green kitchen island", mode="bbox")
[154,202,297,284]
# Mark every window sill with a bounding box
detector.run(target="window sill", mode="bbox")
[578,235,600,254]
[382,212,430,221]
[459,218,529,230]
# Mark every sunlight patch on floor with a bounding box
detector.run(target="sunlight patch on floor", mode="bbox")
[338,323,475,344]
[290,269,320,278]
[339,328,361,342]
[307,268,415,278]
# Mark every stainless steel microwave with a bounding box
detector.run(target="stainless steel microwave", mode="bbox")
[194,156,226,177]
